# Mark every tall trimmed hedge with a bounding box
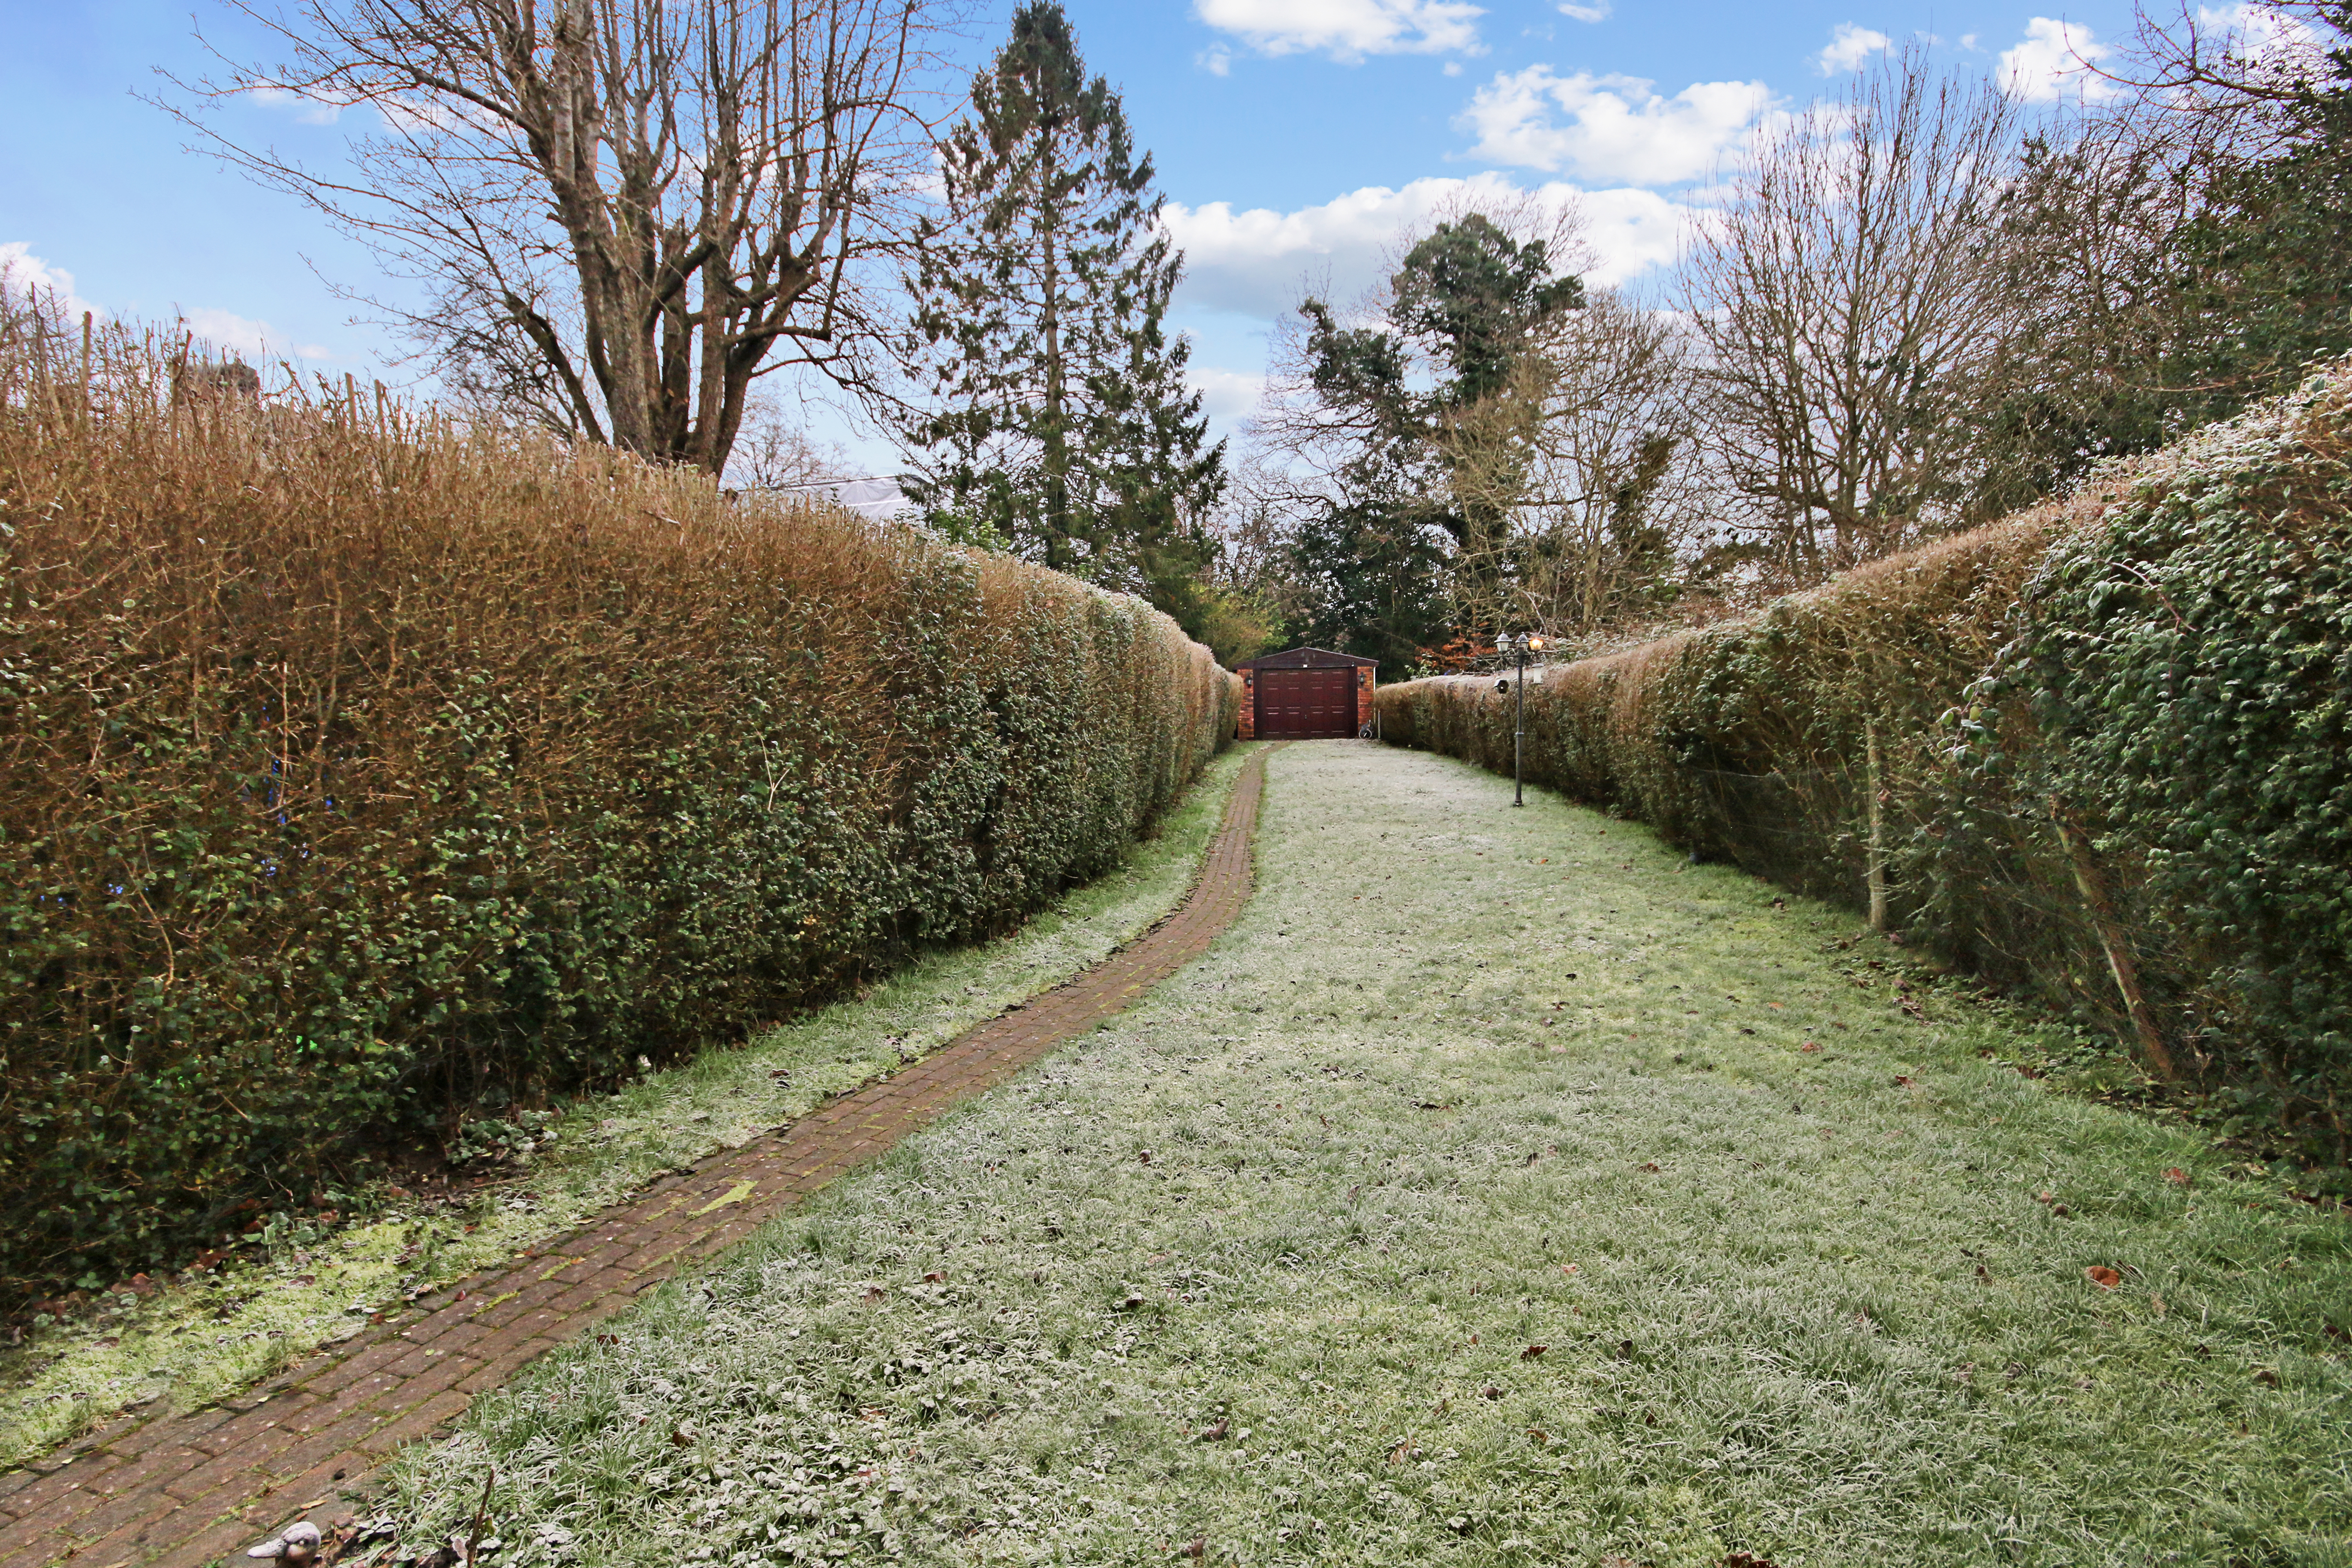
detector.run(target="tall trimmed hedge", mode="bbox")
[0,317,1236,1300]
[1381,371,2352,1167]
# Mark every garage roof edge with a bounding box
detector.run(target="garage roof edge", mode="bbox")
[1233,646,1378,670]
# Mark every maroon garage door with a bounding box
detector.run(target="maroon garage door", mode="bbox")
[1256,667,1358,738]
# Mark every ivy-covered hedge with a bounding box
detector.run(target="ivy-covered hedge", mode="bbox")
[1381,372,2352,1170]
[0,318,1236,1301]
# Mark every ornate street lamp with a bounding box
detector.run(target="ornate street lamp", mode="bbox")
[1494,631,1550,807]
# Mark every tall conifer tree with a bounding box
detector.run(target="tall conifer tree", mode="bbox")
[900,2,1223,615]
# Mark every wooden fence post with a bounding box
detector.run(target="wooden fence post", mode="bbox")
[1865,721,1889,933]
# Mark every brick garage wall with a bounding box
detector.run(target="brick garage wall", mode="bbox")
[1234,663,1377,740]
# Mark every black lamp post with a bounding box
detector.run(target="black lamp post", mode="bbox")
[1495,631,1550,807]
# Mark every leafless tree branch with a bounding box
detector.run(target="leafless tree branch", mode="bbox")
[161,0,962,473]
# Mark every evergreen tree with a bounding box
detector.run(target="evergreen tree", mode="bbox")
[901,1,1223,621]
[1284,213,1580,658]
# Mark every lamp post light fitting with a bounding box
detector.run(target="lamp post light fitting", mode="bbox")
[1496,632,1548,808]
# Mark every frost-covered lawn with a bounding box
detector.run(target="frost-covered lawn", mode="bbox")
[0,751,1254,1471]
[383,744,2350,1568]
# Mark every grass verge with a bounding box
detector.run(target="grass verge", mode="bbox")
[379,743,2349,1567]
[0,747,1257,1473]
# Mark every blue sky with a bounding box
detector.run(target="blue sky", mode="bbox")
[1,0,2138,465]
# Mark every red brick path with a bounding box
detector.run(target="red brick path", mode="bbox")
[0,747,1277,1568]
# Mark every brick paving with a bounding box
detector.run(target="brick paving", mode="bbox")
[0,746,1278,1568]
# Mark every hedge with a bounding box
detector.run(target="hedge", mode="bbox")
[0,310,1237,1301]
[1380,369,2352,1170]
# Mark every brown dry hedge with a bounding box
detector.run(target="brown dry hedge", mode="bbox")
[0,309,1238,1301]
[1380,371,2352,1172]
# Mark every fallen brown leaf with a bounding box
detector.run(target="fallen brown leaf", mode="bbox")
[1800,1042,1820,1054]
[2165,1167,2191,1186]
[2085,1266,2121,1290]
[1521,1344,1547,1360]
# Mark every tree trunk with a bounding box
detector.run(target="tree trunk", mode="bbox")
[2051,799,2178,1080]
[1041,129,1068,570]
[1865,720,1889,932]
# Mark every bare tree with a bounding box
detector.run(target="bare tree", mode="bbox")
[2108,0,2340,132]
[1684,46,2024,579]
[1443,291,1711,636]
[1970,103,2220,506]
[176,0,954,474]
[723,387,856,489]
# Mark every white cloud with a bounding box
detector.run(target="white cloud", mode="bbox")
[1455,66,1771,185]
[1816,22,1892,75]
[1198,44,1233,75]
[1558,1,1610,21]
[0,242,101,318]
[247,85,345,125]
[1164,172,1684,323]
[180,306,331,362]
[1188,365,1268,424]
[1194,0,1485,61]
[1999,18,2116,102]
[1573,186,1691,282]
[2199,3,2324,62]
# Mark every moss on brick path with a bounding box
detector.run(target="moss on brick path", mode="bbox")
[385,743,2347,1567]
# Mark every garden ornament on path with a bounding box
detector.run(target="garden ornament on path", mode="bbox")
[246,1520,323,1562]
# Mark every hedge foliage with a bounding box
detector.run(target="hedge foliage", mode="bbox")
[1380,370,2352,1168]
[0,313,1236,1301]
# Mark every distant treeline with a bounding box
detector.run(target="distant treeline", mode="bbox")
[1236,9,2352,673]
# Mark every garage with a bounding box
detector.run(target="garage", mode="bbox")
[1234,647,1378,740]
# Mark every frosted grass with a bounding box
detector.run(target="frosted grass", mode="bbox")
[0,750,1254,1469]
[379,744,2350,1567]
